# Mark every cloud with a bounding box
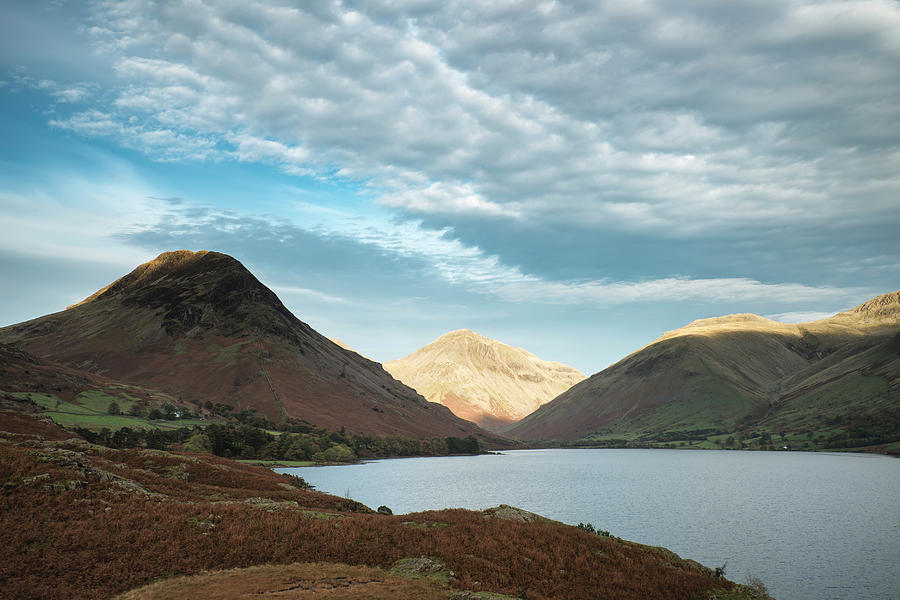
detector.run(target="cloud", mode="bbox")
[33,0,894,243]
[269,285,350,305]
[8,70,96,104]
[765,311,839,324]
[0,167,162,269]
[379,181,521,218]
[122,200,870,312]
[9,0,897,310]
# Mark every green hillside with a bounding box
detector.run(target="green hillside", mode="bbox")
[505,293,900,453]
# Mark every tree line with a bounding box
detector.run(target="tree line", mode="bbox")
[74,415,481,463]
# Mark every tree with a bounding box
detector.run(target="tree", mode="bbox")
[145,429,166,450]
[323,443,356,463]
[446,436,480,454]
[182,429,212,454]
[107,401,121,415]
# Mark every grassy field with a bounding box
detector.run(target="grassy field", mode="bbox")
[6,391,208,431]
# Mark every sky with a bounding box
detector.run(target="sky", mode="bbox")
[1,0,899,375]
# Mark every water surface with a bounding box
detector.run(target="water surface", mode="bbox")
[279,449,900,600]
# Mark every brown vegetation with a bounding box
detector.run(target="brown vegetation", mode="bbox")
[0,414,762,600]
[0,409,71,440]
[116,562,452,600]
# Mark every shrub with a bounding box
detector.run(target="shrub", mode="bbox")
[745,573,769,596]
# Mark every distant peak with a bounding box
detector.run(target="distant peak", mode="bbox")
[433,329,497,346]
[660,312,796,341]
[839,290,900,322]
[441,329,483,338]
[682,313,774,328]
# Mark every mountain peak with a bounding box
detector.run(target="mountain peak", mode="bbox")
[385,330,585,431]
[64,250,294,338]
[660,312,797,341]
[2,251,492,439]
[841,290,900,323]
[684,313,775,328]
[70,250,243,308]
[439,329,485,340]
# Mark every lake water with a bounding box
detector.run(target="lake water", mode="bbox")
[278,449,900,600]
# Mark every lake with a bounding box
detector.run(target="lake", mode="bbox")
[278,449,900,600]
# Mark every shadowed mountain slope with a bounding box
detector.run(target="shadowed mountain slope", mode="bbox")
[385,329,585,430]
[507,292,900,447]
[0,251,491,440]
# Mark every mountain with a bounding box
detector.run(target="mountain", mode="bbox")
[506,292,900,450]
[0,250,490,439]
[384,329,585,430]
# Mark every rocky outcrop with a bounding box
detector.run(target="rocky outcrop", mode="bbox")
[480,504,551,523]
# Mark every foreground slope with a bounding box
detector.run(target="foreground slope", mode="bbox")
[0,251,488,439]
[507,292,900,447]
[0,412,768,600]
[385,329,585,430]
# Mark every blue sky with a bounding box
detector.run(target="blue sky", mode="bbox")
[2,0,899,374]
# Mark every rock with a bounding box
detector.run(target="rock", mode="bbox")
[243,497,299,511]
[377,505,393,515]
[391,556,449,581]
[480,504,547,523]
[245,497,276,505]
[23,473,50,485]
[111,477,160,497]
[42,479,86,493]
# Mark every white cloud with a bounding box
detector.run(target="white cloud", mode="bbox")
[326,214,865,308]
[29,0,889,238]
[0,170,162,269]
[379,181,521,218]
[270,285,350,305]
[9,71,95,103]
[764,311,839,324]
[129,198,871,310]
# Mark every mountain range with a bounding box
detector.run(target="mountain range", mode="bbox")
[384,329,585,430]
[1,248,897,452]
[0,250,494,440]
[507,292,900,450]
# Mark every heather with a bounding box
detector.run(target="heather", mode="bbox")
[0,413,768,600]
